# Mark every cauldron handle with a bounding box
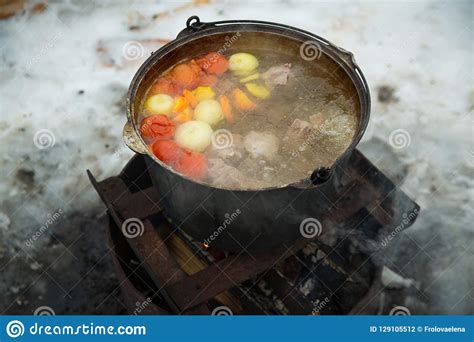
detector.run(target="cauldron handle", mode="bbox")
[176,16,217,38]
[122,121,148,155]
[310,166,332,185]
[290,148,361,189]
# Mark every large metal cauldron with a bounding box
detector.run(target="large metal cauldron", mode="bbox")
[123,16,371,252]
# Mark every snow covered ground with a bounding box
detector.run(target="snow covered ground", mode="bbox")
[0,0,472,314]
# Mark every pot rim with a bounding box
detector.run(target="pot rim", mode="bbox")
[125,17,371,192]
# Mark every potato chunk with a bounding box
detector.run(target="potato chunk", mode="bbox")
[174,120,213,152]
[229,53,259,75]
[194,99,224,126]
[144,94,174,115]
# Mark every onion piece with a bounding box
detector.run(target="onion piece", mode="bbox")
[194,99,224,126]
[144,94,174,116]
[174,120,213,152]
[229,53,259,75]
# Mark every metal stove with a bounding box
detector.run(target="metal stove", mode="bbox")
[88,150,419,315]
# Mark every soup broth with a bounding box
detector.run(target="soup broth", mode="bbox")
[138,44,358,190]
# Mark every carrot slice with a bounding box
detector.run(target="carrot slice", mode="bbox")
[174,108,193,123]
[183,89,198,108]
[232,88,256,111]
[219,95,233,124]
[173,96,188,113]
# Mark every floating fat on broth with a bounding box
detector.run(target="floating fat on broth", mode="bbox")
[138,49,358,189]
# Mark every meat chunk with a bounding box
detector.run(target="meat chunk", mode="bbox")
[283,118,321,154]
[207,133,246,165]
[309,113,325,128]
[244,131,280,161]
[286,119,312,140]
[263,63,292,86]
[207,158,270,189]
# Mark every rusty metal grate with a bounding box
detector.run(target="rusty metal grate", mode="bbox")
[88,151,419,315]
